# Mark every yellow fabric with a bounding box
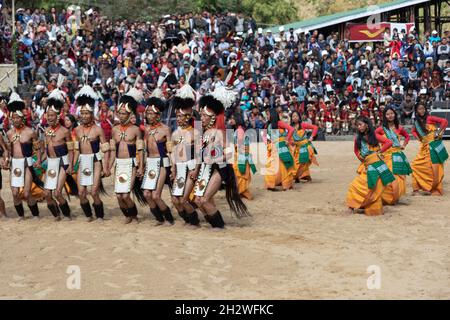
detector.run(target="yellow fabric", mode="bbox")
[264,138,294,190]
[381,149,405,205]
[411,124,444,195]
[233,161,253,200]
[346,144,385,215]
[346,163,385,216]
[292,129,319,181]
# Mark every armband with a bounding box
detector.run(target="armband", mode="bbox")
[66,141,74,151]
[100,142,110,153]
[166,141,173,153]
[109,140,117,151]
[73,141,79,150]
[136,139,145,151]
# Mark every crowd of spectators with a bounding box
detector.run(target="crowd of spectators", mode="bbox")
[0,5,449,138]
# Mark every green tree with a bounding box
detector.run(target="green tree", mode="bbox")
[242,0,298,25]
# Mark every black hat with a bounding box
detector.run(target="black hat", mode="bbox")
[75,85,98,112]
[199,95,224,115]
[119,88,143,115]
[146,97,166,113]
[172,84,196,110]
[7,92,26,115]
[47,89,65,112]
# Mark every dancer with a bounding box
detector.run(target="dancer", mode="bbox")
[0,95,10,218]
[264,109,295,191]
[170,85,201,226]
[194,87,249,228]
[43,89,77,220]
[375,107,412,205]
[4,91,43,220]
[108,88,146,223]
[290,110,319,183]
[74,85,110,221]
[229,112,256,200]
[141,95,174,225]
[411,103,448,196]
[346,116,395,216]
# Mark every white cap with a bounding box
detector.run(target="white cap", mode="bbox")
[326,84,333,91]
[274,37,281,42]
[420,88,428,95]
[365,46,372,51]
[321,50,329,57]
[279,26,285,32]
[307,50,313,56]
[258,28,263,34]
[248,29,253,34]
[352,71,359,76]
[432,30,438,34]
[267,29,272,33]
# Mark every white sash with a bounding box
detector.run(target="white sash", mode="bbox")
[45,157,61,190]
[141,157,160,190]
[79,154,95,186]
[11,158,26,188]
[326,121,332,133]
[171,162,188,196]
[194,163,212,197]
[115,158,133,193]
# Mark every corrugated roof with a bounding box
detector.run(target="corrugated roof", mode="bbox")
[267,0,430,34]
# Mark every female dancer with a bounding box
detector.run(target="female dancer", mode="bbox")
[290,111,319,183]
[375,107,412,205]
[229,112,256,200]
[264,109,295,191]
[411,103,448,196]
[346,116,395,216]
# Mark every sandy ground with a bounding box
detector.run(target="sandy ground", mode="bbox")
[0,140,449,300]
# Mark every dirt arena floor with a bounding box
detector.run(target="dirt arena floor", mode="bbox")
[0,140,449,299]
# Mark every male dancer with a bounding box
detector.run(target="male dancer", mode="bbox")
[170,85,201,226]
[108,88,146,224]
[141,95,175,225]
[43,89,76,221]
[5,92,43,220]
[74,85,111,221]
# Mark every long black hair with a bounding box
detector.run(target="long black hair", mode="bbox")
[414,102,429,136]
[268,108,280,129]
[65,114,78,129]
[356,116,378,150]
[231,111,245,129]
[382,106,400,129]
[290,110,302,127]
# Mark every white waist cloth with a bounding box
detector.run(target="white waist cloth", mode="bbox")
[171,162,188,196]
[194,163,213,197]
[79,154,95,186]
[44,155,68,190]
[115,158,135,193]
[142,157,162,190]
[10,157,32,188]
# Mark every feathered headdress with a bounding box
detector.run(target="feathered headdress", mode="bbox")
[7,91,26,117]
[46,88,66,113]
[211,86,237,110]
[75,85,98,112]
[118,87,143,115]
[172,84,196,110]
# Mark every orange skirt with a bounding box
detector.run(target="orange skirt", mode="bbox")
[381,152,406,205]
[346,164,385,216]
[233,161,253,200]
[264,148,294,190]
[293,144,319,180]
[411,143,444,195]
